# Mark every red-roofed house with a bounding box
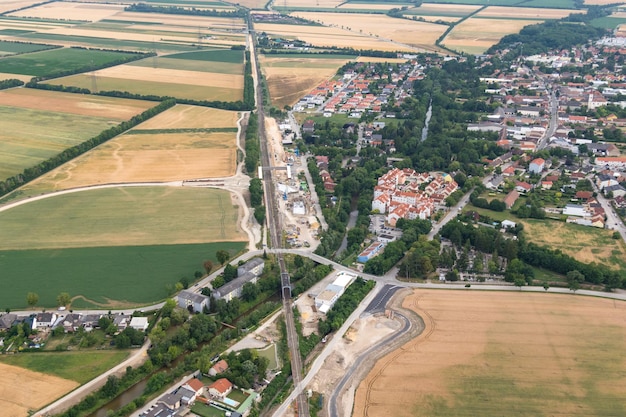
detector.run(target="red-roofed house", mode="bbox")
[515,181,532,193]
[184,378,205,396]
[208,359,229,377]
[208,378,233,399]
[504,190,520,209]
[575,191,593,200]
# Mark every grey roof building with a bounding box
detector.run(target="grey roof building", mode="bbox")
[236,257,265,277]
[214,272,258,302]
[177,290,210,313]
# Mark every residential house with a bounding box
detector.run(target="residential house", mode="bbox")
[142,404,175,417]
[129,317,149,332]
[604,184,626,197]
[596,174,618,190]
[113,314,132,331]
[504,190,520,209]
[177,290,210,313]
[0,313,17,331]
[237,258,265,277]
[596,156,626,170]
[213,272,258,301]
[35,312,58,329]
[529,157,545,174]
[184,378,205,397]
[514,181,532,193]
[563,204,588,217]
[208,359,229,377]
[302,120,315,135]
[208,378,233,399]
[575,191,593,200]
[61,313,83,333]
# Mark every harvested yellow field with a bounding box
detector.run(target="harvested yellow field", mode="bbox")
[234,0,268,8]
[585,0,622,3]
[292,12,447,50]
[26,131,237,190]
[477,6,581,19]
[354,290,626,417]
[137,105,240,130]
[45,27,198,44]
[91,64,243,88]
[0,72,31,82]
[0,0,42,14]
[412,3,480,14]
[0,362,79,417]
[0,88,153,120]
[114,12,247,30]
[254,22,411,52]
[284,0,342,7]
[8,1,124,21]
[443,17,542,54]
[260,55,350,107]
[356,56,408,63]
[338,3,409,10]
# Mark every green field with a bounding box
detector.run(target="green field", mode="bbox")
[191,403,226,417]
[129,55,243,74]
[0,241,246,309]
[0,187,244,250]
[590,16,626,29]
[0,106,117,180]
[0,47,143,77]
[256,343,279,370]
[423,0,577,6]
[19,32,204,53]
[0,40,57,56]
[168,49,244,63]
[48,74,242,101]
[0,351,130,383]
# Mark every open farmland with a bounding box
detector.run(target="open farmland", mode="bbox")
[260,54,353,108]
[0,90,152,181]
[0,241,246,309]
[442,17,542,54]
[7,1,125,21]
[0,0,42,13]
[0,187,245,250]
[254,22,415,52]
[0,362,79,417]
[22,105,239,191]
[476,6,581,19]
[292,12,448,51]
[230,0,268,8]
[354,290,626,417]
[0,40,57,56]
[48,65,243,101]
[130,49,244,75]
[402,3,479,17]
[0,47,144,77]
[423,0,577,6]
[136,104,240,129]
[282,0,343,7]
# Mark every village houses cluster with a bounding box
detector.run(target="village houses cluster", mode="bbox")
[372,167,458,227]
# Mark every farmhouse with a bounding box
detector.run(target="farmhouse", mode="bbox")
[129,317,149,332]
[177,290,210,313]
[34,312,58,329]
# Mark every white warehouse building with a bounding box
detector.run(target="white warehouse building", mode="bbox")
[314,272,357,314]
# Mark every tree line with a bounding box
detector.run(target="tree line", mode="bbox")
[0,99,175,197]
[125,3,247,17]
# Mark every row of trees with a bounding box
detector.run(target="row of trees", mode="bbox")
[125,3,247,17]
[318,278,375,335]
[249,177,266,225]
[0,99,175,197]
[244,113,260,174]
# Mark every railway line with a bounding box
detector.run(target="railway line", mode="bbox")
[248,28,310,417]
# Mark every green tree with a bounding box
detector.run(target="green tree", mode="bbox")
[216,250,230,265]
[241,282,259,302]
[567,270,584,292]
[26,292,39,308]
[223,264,238,282]
[56,292,71,307]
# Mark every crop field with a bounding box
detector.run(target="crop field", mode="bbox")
[0,88,152,180]
[0,351,130,384]
[111,11,246,30]
[0,362,79,417]
[292,12,448,51]
[22,126,238,191]
[337,3,413,10]
[0,40,56,56]
[442,17,542,54]
[260,54,354,107]
[231,0,268,8]
[402,3,479,17]
[0,187,245,250]
[7,1,125,21]
[476,6,581,19]
[586,0,623,3]
[0,0,42,13]
[520,219,626,269]
[136,104,240,129]
[0,47,143,77]
[48,65,243,101]
[354,290,626,417]
[254,22,416,52]
[129,49,244,74]
[283,0,343,7]
[0,241,247,309]
[424,0,577,6]
[0,108,115,181]
[591,16,626,29]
